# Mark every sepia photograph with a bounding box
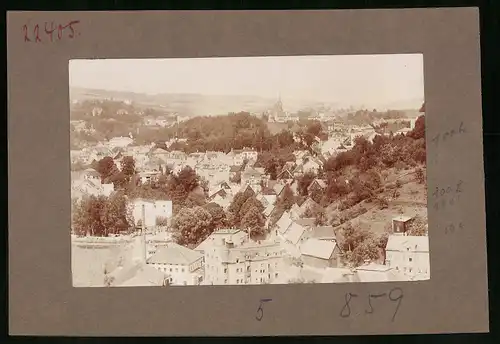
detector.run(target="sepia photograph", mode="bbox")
[69,54,428,287]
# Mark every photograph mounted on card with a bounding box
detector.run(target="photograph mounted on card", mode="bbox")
[7,8,488,336]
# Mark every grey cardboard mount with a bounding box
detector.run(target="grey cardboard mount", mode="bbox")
[7,8,488,336]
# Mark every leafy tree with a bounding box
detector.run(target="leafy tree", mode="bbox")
[277,184,295,211]
[156,216,170,227]
[241,206,266,239]
[377,232,389,250]
[243,195,265,212]
[109,170,132,189]
[297,172,316,196]
[172,206,213,247]
[72,194,132,237]
[177,166,199,193]
[306,121,323,137]
[227,190,256,226]
[100,193,132,236]
[96,156,119,182]
[203,202,228,230]
[406,214,427,236]
[415,167,426,184]
[339,223,381,267]
[419,102,425,113]
[121,156,136,177]
[345,237,380,267]
[304,206,327,226]
[408,115,425,140]
[264,159,279,180]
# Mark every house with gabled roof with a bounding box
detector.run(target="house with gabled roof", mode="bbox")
[71,178,114,201]
[257,194,277,208]
[276,168,295,181]
[300,238,342,268]
[384,235,430,279]
[239,183,258,195]
[309,225,337,241]
[299,197,320,214]
[241,165,265,190]
[283,222,309,246]
[307,179,327,195]
[274,211,293,236]
[289,203,302,220]
[211,193,232,210]
[147,243,204,286]
[209,188,228,201]
[302,157,323,174]
[114,263,171,287]
[294,218,316,229]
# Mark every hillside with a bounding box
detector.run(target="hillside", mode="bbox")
[70,87,276,117]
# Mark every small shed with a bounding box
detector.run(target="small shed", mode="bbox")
[392,215,414,235]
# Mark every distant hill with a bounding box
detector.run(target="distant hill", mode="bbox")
[70,87,279,117]
[69,87,422,118]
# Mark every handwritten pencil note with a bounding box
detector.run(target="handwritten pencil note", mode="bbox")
[340,288,403,322]
[431,180,464,211]
[430,121,466,147]
[22,20,80,43]
[255,298,272,321]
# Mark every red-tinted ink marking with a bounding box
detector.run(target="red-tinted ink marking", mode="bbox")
[57,24,63,40]
[22,25,31,42]
[44,22,56,42]
[65,20,81,38]
[34,24,42,42]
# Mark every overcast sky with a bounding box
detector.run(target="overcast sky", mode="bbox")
[69,54,424,108]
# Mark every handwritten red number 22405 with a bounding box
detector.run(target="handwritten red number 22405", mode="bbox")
[22,20,80,43]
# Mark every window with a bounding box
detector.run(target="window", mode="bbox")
[170,268,172,272]
[409,258,412,262]
[176,268,178,272]
[182,268,185,272]
[236,279,239,284]
[275,273,278,278]
[224,279,228,284]
[224,268,227,273]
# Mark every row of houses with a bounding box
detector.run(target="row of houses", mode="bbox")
[105,214,429,287]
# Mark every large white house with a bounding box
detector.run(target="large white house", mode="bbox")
[129,199,173,228]
[147,243,204,286]
[385,235,430,280]
[196,229,286,285]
